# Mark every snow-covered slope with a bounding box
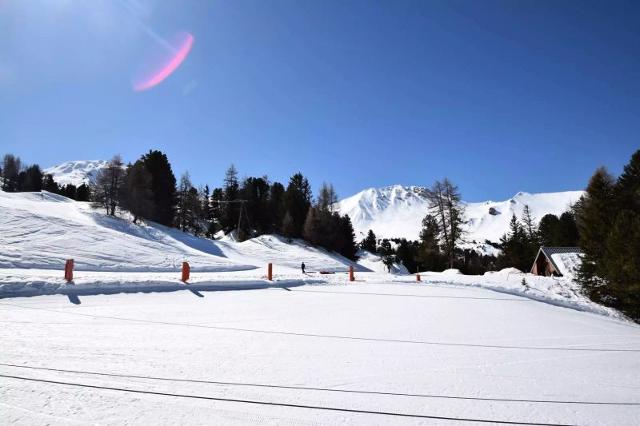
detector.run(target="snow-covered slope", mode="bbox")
[0,190,362,274]
[336,185,584,251]
[44,160,109,186]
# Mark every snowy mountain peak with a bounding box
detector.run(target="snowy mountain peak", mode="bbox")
[44,160,109,186]
[336,186,585,254]
[337,185,429,223]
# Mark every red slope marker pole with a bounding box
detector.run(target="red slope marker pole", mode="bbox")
[181,262,190,283]
[416,274,421,282]
[64,259,74,283]
[267,263,273,281]
[349,265,355,282]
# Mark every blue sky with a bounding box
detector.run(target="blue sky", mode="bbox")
[1,0,638,201]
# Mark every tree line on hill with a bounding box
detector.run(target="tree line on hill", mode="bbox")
[3,150,358,260]
[574,150,640,321]
[94,151,358,259]
[1,154,91,200]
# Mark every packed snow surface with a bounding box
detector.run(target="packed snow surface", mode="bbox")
[2,283,639,425]
[336,185,584,252]
[43,160,110,186]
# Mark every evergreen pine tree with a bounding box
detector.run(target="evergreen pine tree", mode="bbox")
[556,211,580,246]
[76,183,91,201]
[42,174,59,193]
[21,165,43,192]
[283,173,312,238]
[377,239,395,272]
[361,229,377,254]
[1,154,21,192]
[521,205,537,241]
[187,186,202,235]
[538,214,559,247]
[337,214,358,260]
[418,214,442,271]
[210,188,224,221]
[120,161,153,223]
[602,210,640,319]
[281,211,296,240]
[268,182,285,232]
[60,184,77,199]
[497,214,530,271]
[575,167,616,292]
[241,176,271,235]
[520,204,539,264]
[141,150,177,227]
[220,165,240,233]
[614,149,640,213]
[202,185,212,221]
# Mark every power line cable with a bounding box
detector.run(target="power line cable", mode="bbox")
[0,373,575,426]
[1,363,637,406]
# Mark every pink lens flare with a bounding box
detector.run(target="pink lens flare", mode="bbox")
[133,32,194,92]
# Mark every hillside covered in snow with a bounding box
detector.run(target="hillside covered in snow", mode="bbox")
[0,190,364,274]
[336,185,584,252]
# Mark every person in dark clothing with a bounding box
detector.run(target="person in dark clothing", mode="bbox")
[301,262,306,274]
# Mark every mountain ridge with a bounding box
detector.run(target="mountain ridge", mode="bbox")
[335,184,584,254]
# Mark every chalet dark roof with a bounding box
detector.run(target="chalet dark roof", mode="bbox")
[540,247,582,257]
[539,247,582,275]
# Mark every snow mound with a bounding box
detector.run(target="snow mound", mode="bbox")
[218,234,366,273]
[493,267,524,275]
[356,250,409,274]
[400,270,620,319]
[442,268,462,275]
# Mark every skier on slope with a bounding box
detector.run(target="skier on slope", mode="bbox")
[301,262,306,274]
